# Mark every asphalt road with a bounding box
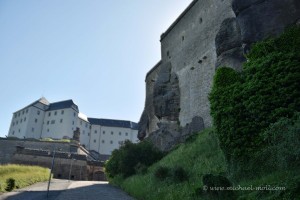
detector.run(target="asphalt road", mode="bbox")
[0,179,134,200]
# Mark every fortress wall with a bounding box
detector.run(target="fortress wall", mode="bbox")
[0,140,71,164]
[159,0,234,127]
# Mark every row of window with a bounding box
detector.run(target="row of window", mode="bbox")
[14,109,29,118]
[93,139,121,144]
[46,119,63,125]
[93,130,129,136]
[48,110,65,117]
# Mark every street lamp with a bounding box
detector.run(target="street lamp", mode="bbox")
[47,148,56,199]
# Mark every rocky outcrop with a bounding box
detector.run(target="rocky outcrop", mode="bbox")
[153,62,180,121]
[146,116,204,151]
[216,0,300,70]
[139,0,300,151]
[232,0,300,44]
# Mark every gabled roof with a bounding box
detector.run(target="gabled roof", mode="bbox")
[88,118,138,130]
[47,100,79,112]
[14,97,50,114]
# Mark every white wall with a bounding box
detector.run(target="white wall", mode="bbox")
[41,108,78,139]
[88,125,138,155]
[77,118,91,149]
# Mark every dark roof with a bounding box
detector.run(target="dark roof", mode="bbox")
[88,118,138,130]
[47,100,79,112]
[14,97,50,114]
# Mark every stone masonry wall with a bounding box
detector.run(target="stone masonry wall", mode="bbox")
[0,139,73,164]
[139,0,300,151]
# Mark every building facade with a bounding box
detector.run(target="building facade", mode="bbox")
[8,97,139,155]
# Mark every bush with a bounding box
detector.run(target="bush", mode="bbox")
[105,140,163,178]
[5,178,15,192]
[209,26,300,168]
[154,166,170,181]
[172,166,188,182]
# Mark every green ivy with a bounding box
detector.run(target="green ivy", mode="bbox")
[209,26,300,167]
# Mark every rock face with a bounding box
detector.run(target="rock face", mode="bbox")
[139,0,300,151]
[215,17,245,71]
[153,62,180,121]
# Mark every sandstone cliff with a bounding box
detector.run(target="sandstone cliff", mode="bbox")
[139,0,300,151]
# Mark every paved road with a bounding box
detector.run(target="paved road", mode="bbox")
[0,179,134,200]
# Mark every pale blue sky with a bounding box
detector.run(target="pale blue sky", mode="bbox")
[0,0,192,137]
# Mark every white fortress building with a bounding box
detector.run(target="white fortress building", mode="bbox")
[7,97,139,156]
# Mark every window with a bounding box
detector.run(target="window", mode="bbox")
[74,112,76,117]
[12,131,15,135]
[47,121,50,125]
[85,123,88,128]
[18,129,20,133]
[14,114,17,118]
[182,36,185,41]
[80,121,82,125]
[83,130,85,134]
[125,132,128,136]
[111,131,114,135]
[47,129,49,132]
[26,109,28,113]
[119,132,121,136]
[35,118,38,123]
[32,127,34,132]
[110,140,113,144]
[16,120,18,125]
[24,117,26,122]
[61,110,64,115]
[18,112,20,117]
[60,119,63,123]
[51,120,55,124]
[72,121,75,125]
[102,140,105,143]
[48,112,51,117]
[37,110,40,115]
[54,111,57,115]
[12,122,15,126]
[88,132,90,136]
[94,130,97,134]
[94,139,96,143]
[22,110,24,115]
[20,119,23,123]
[103,131,105,134]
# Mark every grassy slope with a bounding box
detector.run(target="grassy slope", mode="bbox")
[113,129,300,200]
[113,128,227,200]
[0,164,49,192]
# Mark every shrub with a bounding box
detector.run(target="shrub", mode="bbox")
[105,140,163,178]
[154,166,170,181]
[5,178,15,192]
[171,166,188,182]
[209,26,300,169]
[134,163,148,175]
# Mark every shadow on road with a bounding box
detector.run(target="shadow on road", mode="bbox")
[0,181,134,200]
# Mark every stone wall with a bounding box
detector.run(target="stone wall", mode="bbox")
[0,139,72,164]
[139,0,300,151]
[12,152,88,180]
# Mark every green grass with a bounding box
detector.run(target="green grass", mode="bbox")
[110,128,300,200]
[0,164,49,193]
[111,128,227,200]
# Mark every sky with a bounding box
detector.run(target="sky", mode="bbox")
[0,0,192,137]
